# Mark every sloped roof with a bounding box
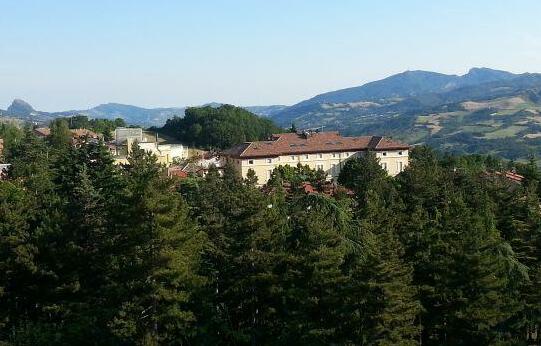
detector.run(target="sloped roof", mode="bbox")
[34,127,51,137]
[70,128,99,138]
[222,132,409,158]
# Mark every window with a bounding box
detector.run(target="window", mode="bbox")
[331,163,337,173]
[248,160,254,165]
[399,151,403,155]
[267,170,273,180]
[291,155,295,160]
[399,161,404,172]
[332,153,337,158]
[318,153,323,158]
[316,164,324,170]
[382,152,387,156]
[305,154,309,159]
[381,162,387,170]
[267,158,272,163]
[345,152,349,157]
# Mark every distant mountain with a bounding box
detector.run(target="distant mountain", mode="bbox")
[0,100,187,126]
[6,67,541,161]
[195,103,287,117]
[7,99,35,116]
[272,68,519,126]
[243,105,288,117]
[75,103,185,126]
[268,68,541,162]
[2,99,56,123]
[0,99,287,127]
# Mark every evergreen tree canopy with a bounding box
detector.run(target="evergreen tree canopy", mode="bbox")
[160,105,282,149]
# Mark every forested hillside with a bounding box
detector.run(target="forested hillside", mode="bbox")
[159,104,282,149]
[1,126,541,344]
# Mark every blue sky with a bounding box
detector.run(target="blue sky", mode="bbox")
[1,0,541,111]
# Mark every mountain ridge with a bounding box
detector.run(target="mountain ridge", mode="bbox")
[264,68,541,162]
[0,100,286,126]
[271,68,523,126]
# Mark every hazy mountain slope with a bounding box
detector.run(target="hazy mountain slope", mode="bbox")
[267,69,541,162]
[0,99,289,127]
[243,105,288,117]
[272,68,519,126]
[77,103,185,126]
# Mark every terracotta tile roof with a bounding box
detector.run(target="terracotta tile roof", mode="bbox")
[70,128,99,138]
[168,166,189,178]
[222,131,409,158]
[493,171,524,184]
[34,127,51,137]
[33,127,99,139]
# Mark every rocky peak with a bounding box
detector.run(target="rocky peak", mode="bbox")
[7,99,35,116]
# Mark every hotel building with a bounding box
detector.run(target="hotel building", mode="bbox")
[222,131,410,185]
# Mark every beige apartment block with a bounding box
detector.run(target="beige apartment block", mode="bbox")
[222,131,409,186]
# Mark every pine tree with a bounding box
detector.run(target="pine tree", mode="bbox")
[269,193,352,344]
[338,151,390,202]
[343,189,420,345]
[110,146,206,344]
[0,182,39,335]
[49,118,72,149]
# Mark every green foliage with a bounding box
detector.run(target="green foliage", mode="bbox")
[160,104,282,149]
[338,151,389,199]
[267,163,327,191]
[0,123,24,160]
[49,118,72,149]
[59,115,126,140]
[2,139,541,344]
[0,140,205,344]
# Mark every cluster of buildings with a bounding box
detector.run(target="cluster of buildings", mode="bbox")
[33,126,193,166]
[104,128,414,185]
[34,127,101,146]
[1,125,532,189]
[27,126,416,184]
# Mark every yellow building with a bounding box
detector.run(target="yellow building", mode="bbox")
[136,141,188,166]
[222,131,410,185]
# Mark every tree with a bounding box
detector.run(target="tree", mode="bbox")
[49,118,71,149]
[110,146,206,344]
[0,123,24,160]
[338,151,389,199]
[343,190,420,345]
[263,193,353,344]
[397,148,522,345]
[289,123,297,133]
[267,163,326,191]
[160,105,282,149]
[186,163,283,344]
[0,182,39,335]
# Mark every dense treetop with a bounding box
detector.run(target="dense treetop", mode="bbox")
[53,115,126,141]
[1,130,541,344]
[159,104,282,149]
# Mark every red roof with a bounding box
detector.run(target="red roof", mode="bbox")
[33,127,99,139]
[168,166,189,178]
[222,131,409,158]
[493,171,524,184]
[34,127,51,137]
[70,128,99,138]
